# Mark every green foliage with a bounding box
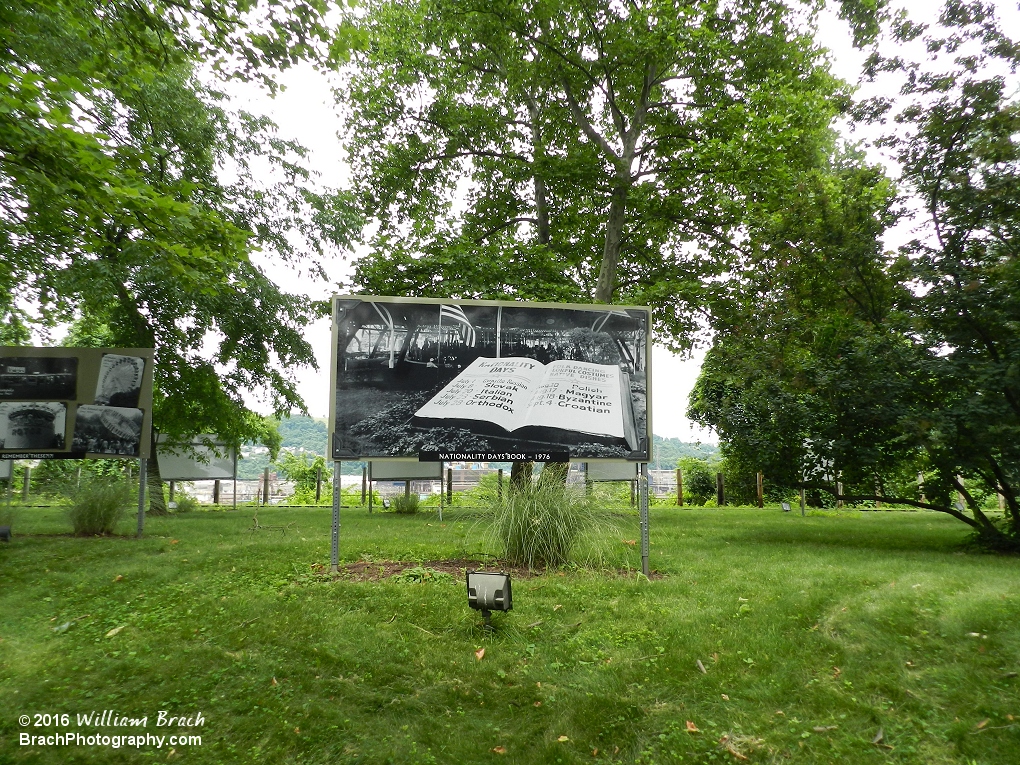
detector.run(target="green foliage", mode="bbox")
[392,493,420,514]
[1,1,360,516]
[276,452,326,491]
[67,480,132,535]
[27,459,129,498]
[650,436,718,471]
[690,2,1020,549]
[678,457,718,507]
[275,416,329,455]
[342,0,849,342]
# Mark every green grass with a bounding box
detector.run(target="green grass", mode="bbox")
[1,504,1018,764]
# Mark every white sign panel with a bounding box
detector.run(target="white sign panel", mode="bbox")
[369,461,443,481]
[587,461,638,481]
[156,435,235,480]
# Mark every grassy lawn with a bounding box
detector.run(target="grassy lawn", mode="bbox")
[0,502,1018,764]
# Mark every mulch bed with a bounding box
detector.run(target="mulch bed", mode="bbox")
[311,559,662,581]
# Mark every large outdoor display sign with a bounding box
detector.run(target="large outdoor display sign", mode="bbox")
[330,297,652,462]
[0,347,154,460]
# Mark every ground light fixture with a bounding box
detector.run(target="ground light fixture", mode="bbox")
[466,570,512,631]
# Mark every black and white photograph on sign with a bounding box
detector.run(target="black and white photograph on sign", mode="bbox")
[333,299,649,460]
[0,402,67,450]
[0,356,77,401]
[72,405,143,456]
[94,354,146,407]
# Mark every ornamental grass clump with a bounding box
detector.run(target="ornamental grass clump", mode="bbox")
[68,480,132,536]
[489,480,613,569]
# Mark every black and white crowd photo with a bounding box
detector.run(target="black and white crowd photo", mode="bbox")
[72,405,144,456]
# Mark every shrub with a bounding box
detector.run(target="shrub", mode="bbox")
[68,480,132,535]
[393,493,420,514]
[488,481,613,569]
[679,457,717,506]
[173,494,199,513]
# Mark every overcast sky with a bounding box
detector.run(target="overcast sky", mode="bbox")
[228,1,1019,441]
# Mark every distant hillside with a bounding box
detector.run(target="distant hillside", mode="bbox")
[649,435,718,470]
[277,415,328,454]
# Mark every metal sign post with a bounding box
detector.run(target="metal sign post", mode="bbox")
[330,460,341,574]
[639,463,650,577]
[136,458,147,538]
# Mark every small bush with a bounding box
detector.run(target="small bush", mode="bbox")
[393,493,420,514]
[68,480,132,535]
[173,494,199,513]
[488,481,613,569]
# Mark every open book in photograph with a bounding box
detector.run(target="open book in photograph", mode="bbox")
[413,357,639,450]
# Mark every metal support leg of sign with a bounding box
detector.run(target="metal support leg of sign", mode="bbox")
[639,463,650,577]
[331,460,341,574]
[136,458,147,538]
[438,462,444,522]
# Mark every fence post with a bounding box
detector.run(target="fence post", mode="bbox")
[263,467,270,506]
[918,471,926,504]
[716,472,724,506]
[676,468,683,506]
[498,468,503,499]
[315,466,322,503]
[361,466,367,505]
[22,466,30,502]
[168,480,175,502]
[405,480,411,499]
[756,472,764,508]
[447,467,453,503]
[836,481,843,509]
[631,478,636,507]
[213,479,221,505]
[800,487,806,516]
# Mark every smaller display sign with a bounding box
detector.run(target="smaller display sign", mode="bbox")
[587,461,638,481]
[0,347,154,459]
[156,436,236,481]
[368,461,444,481]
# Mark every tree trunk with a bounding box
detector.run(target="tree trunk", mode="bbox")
[509,460,533,492]
[146,429,167,515]
[594,181,629,303]
[537,460,569,490]
[528,100,551,247]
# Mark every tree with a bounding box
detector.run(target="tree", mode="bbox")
[690,0,1020,548]
[339,0,869,483]
[2,1,359,512]
[341,0,860,338]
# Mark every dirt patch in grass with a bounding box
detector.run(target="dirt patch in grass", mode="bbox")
[312,559,662,581]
